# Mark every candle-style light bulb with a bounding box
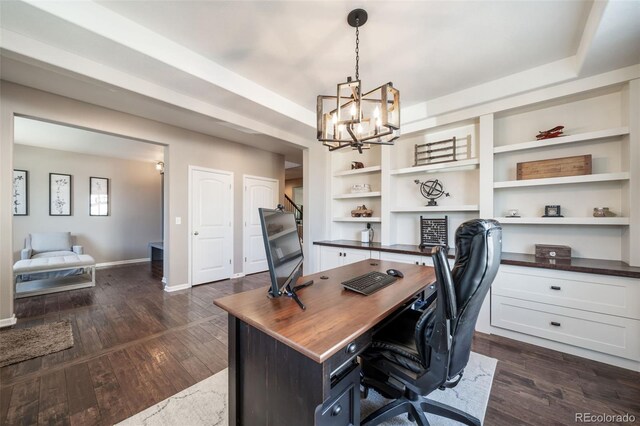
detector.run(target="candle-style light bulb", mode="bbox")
[357,123,363,134]
[374,105,380,118]
[350,103,356,118]
[332,113,337,124]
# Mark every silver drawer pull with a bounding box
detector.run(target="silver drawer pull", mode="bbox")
[331,404,342,416]
[550,286,561,290]
[550,321,561,327]
[346,342,357,354]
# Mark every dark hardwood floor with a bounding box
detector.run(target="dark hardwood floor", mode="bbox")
[1,262,638,425]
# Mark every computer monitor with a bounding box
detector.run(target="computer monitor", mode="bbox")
[258,206,312,310]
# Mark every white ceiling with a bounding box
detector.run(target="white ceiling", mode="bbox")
[14,116,165,163]
[1,0,639,163]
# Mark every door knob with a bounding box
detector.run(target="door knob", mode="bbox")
[193,231,199,235]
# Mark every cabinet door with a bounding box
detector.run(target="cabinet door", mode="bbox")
[379,252,421,265]
[341,248,370,266]
[320,246,344,272]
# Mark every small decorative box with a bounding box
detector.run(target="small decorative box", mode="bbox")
[351,184,371,193]
[535,244,571,260]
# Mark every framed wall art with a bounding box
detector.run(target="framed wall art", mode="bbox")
[12,169,28,216]
[90,177,109,216]
[49,173,72,216]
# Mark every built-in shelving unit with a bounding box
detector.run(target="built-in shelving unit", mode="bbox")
[333,192,381,199]
[494,172,630,188]
[390,158,480,176]
[333,217,381,223]
[390,205,479,213]
[493,126,629,154]
[498,217,630,225]
[333,165,381,177]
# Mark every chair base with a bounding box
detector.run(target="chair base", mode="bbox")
[362,392,481,426]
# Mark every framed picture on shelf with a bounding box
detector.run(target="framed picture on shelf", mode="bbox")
[49,173,72,216]
[12,169,28,216]
[90,177,109,216]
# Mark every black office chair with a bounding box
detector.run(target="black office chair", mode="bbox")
[360,219,502,425]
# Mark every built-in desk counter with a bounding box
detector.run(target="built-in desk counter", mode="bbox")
[314,240,640,279]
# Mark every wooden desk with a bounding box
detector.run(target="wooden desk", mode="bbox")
[214,259,436,425]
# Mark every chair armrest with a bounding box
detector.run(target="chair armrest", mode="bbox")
[21,248,32,260]
[72,245,83,255]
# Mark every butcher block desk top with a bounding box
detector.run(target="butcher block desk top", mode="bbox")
[214,259,436,364]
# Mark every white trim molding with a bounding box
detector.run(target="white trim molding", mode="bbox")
[231,272,246,279]
[0,314,17,328]
[163,283,191,293]
[96,258,150,269]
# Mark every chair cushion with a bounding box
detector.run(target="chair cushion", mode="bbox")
[30,232,72,254]
[13,254,95,274]
[32,251,75,259]
[368,309,427,374]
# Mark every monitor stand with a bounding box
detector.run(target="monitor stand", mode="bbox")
[284,279,314,311]
[269,262,313,311]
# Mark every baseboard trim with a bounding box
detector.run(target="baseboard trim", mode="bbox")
[0,314,17,328]
[96,258,150,269]
[161,276,167,284]
[164,283,191,292]
[231,272,245,279]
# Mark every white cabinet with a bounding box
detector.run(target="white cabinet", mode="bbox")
[319,246,371,272]
[491,265,640,361]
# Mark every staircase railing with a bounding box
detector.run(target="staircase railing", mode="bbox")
[284,194,303,223]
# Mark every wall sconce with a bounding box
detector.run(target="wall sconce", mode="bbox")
[156,161,165,174]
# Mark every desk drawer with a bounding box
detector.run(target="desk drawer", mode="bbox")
[491,295,640,360]
[327,328,374,376]
[316,364,360,426]
[493,267,640,319]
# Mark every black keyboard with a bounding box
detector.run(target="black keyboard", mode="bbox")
[342,271,397,296]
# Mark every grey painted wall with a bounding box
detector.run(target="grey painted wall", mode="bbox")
[0,81,287,320]
[13,144,162,264]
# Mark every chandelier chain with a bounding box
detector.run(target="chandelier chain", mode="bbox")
[355,18,360,81]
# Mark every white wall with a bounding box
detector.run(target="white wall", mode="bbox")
[13,144,162,264]
[0,81,286,321]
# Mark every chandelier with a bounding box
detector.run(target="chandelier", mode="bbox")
[317,9,400,153]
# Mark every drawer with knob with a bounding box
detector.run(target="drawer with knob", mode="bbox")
[327,328,374,377]
[491,295,640,361]
[492,266,640,319]
[316,363,360,426]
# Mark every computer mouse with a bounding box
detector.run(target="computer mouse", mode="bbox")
[386,269,404,278]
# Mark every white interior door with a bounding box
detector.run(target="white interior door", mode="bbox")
[191,168,233,285]
[244,176,279,275]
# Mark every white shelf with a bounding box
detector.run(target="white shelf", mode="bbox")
[333,191,382,199]
[390,158,480,176]
[333,217,381,223]
[333,165,382,177]
[390,205,479,213]
[498,217,630,226]
[494,172,630,189]
[493,127,629,154]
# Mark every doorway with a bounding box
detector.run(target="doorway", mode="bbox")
[243,175,279,275]
[189,167,234,285]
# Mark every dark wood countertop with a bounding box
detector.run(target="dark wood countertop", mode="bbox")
[214,260,435,363]
[313,240,640,279]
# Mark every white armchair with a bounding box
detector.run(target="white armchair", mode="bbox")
[21,232,83,260]
[14,232,96,298]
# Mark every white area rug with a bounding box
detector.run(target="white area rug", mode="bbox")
[118,352,496,426]
[361,352,498,425]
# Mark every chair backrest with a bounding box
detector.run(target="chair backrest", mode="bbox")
[447,219,502,377]
[28,232,72,254]
[423,219,501,380]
